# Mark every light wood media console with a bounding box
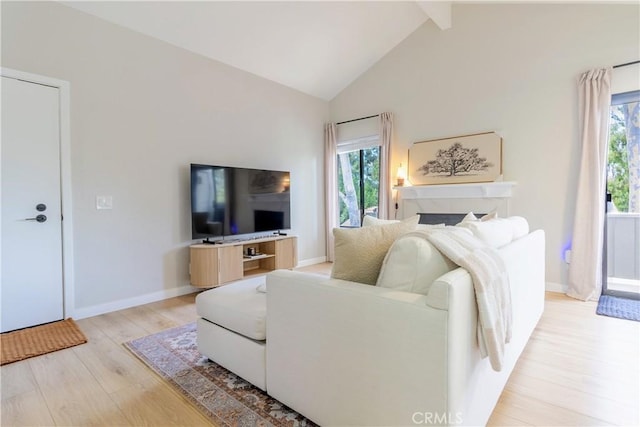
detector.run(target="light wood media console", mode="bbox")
[189,235,297,288]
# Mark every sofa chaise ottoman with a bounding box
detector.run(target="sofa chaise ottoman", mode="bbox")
[196,277,267,390]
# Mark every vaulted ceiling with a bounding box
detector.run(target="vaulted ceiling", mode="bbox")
[62,1,451,100]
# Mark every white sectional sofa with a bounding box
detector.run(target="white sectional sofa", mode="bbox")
[197,218,546,426]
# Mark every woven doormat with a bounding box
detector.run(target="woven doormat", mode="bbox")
[596,295,640,322]
[1,318,87,365]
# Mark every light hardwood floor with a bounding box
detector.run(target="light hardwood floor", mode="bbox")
[1,264,638,426]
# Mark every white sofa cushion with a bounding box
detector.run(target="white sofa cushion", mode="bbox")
[376,232,457,295]
[331,216,419,285]
[196,278,267,340]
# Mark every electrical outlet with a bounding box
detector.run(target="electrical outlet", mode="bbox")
[96,195,113,210]
[564,249,571,264]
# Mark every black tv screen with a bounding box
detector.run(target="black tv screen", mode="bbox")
[190,164,291,239]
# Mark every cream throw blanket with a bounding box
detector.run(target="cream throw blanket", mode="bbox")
[406,228,512,371]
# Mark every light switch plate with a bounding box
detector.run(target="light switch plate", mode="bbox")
[96,195,113,210]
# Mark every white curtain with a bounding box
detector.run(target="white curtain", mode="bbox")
[324,122,338,262]
[379,112,393,220]
[567,68,612,301]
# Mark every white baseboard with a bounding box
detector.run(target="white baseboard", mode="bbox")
[296,256,327,268]
[72,257,328,320]
[72,285,198,320]
[546,281,568,294]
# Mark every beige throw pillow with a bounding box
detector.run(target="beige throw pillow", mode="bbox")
[331,216,419,285]
[361,216,400,227]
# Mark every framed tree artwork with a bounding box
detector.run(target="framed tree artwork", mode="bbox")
[408,132,502,185]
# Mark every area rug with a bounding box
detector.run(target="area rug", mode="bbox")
[124,322,315,427]
[596,294,640,321]
[1,318,87,365]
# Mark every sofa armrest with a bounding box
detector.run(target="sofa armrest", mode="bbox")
[425,229,546,426]
[265,270,450,426]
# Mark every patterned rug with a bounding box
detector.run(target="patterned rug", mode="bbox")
[124,322,315,426]
[596,294,640,321]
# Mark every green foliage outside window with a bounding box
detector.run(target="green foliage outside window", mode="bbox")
[608,106,629,212]
[337,147,380,226]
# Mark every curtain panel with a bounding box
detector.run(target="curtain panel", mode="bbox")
[379,113,393,220]
[567,68,612,301]
[324,122,338,262]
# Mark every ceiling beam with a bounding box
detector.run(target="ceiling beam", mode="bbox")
[416,1,452,30]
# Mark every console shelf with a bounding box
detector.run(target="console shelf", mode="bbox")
[242,254,274,261]
[189,235,297,288]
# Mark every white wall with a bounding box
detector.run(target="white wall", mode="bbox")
[330,3,640,289]
[1,2,328,316]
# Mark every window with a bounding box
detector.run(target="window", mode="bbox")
[337,135,380,227]
[608,90,640,213]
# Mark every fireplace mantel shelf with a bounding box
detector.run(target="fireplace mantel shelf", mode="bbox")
[395,181,517,200]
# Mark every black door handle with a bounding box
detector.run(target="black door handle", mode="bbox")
[24,214,47,223]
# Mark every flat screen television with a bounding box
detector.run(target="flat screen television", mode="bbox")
[190,163,291,241]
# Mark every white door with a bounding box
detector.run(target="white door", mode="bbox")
[1,76,64,333]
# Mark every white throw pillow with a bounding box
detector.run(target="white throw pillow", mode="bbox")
[459,211,497,223]
[507,216,530,240]
[460,212,479,223]
[456,216,529,248]
[458,219,513,248]
[331,216,420,285]
[481,210,499,221]
[376,234,457,295]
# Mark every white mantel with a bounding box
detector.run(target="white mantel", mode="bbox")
[397,181,516,199]
[395,181,517,219]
